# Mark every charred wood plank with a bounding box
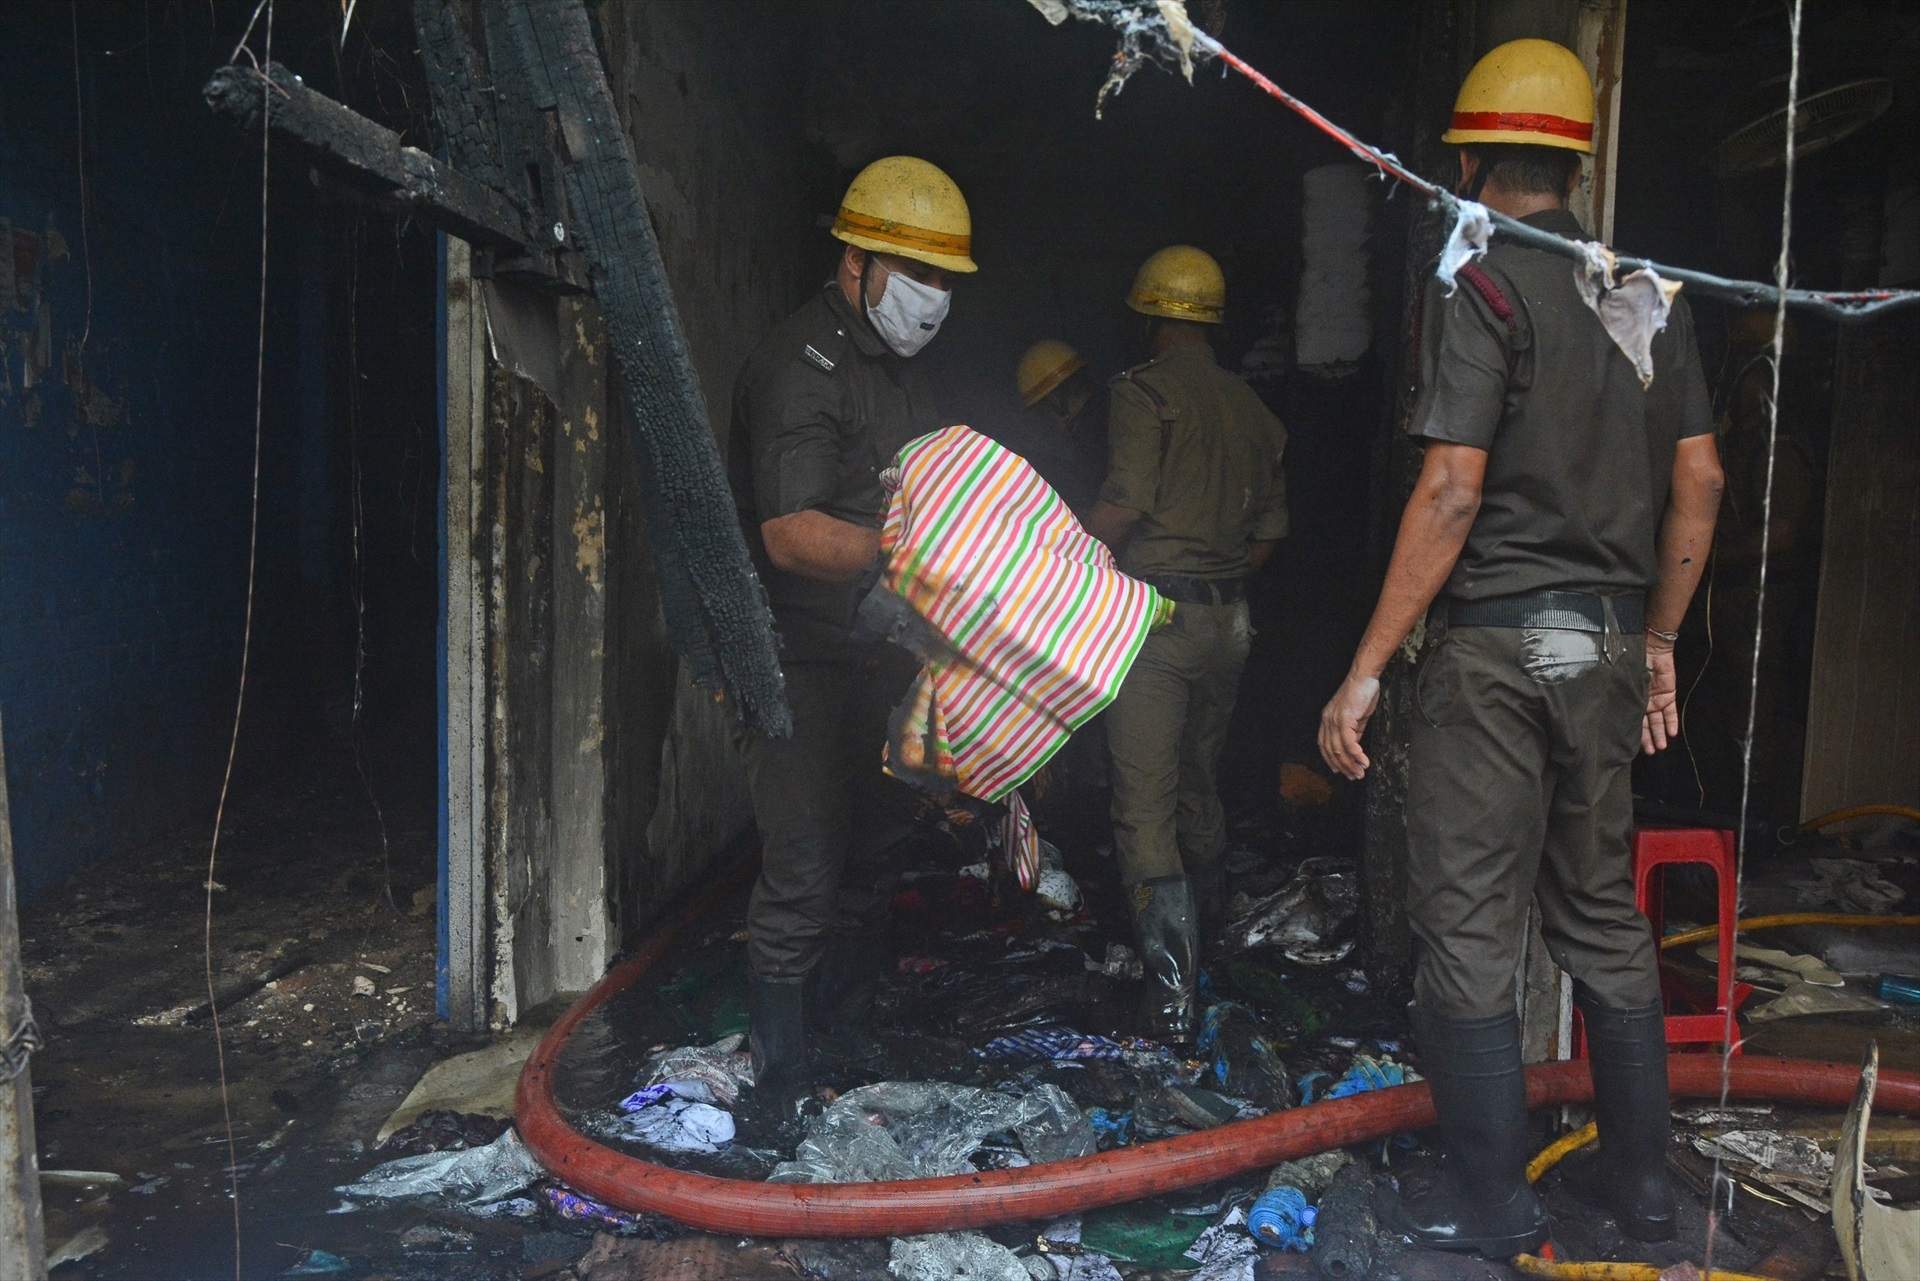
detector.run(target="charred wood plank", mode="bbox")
[203,62,535,252]
[411,0,507,193]
[495,0,789,735]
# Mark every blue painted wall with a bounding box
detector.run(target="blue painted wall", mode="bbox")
[0,9,258,903]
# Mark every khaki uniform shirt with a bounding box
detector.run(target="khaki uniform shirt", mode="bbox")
[1410,208,1714,600]
[728,284,939,660]
[1099,343,1289,580]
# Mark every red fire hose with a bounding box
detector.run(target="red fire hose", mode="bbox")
[515,866,1920,1238]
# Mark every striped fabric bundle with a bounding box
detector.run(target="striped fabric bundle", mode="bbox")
[877,425,1167,885]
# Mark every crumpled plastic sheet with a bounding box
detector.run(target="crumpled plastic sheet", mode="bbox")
[1037,1218,1126,1281]
[1222,857,1357,963]
[1571,240,1680,389]
[1183,1206,1259,1281]
[606,1080,735,1154]
[1197,1002,1292,1111]
[1296,1054,1417,1106]
[1084,942,1143,981]
[1795,857,1909,914]
[1745,979,1889,1024]
[771,1081,1095,1184]
[542,1185,645,1233]
[888,1231,1036,1281]
[638,1034,755,1108]
[1692,1130,1835,1185]
[1436,199,1493,291]
[337,1127,543,1207]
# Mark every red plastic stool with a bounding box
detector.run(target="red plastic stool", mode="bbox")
[1574,826,1752,1056]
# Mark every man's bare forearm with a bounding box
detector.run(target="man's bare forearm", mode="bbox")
[1646,437,1726,634]
[761,509,881,584]
[1347,446,1486,681]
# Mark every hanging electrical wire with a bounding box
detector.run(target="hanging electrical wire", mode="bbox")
[1035,0,1920,323]
[203,2,275,1276]
[1707,0,1802,1273]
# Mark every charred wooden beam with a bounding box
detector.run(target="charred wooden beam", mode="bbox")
[411,0,507,193]
[493,0,789,735]
[202,62,538,253]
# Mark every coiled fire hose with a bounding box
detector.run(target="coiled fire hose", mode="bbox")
[515,862,1920,1238]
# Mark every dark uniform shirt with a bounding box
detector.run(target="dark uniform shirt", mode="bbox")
[982,388,1108,515]
[1411,208,1714,600]
[1100,343,1289,581]
[729,283,939,659]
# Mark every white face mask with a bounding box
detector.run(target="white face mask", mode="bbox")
[866,267,951,358]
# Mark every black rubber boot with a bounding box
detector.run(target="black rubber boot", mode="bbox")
[1577,994,1677,1242]
[1191,861,1227,943]
[747,974,809,1088]
[1128,875,1199,1046]
[1382,1007,1549,1259]
[808,935,885,1066]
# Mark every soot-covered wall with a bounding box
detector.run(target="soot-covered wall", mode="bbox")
[0,4,438,905]
[0,6,258,902]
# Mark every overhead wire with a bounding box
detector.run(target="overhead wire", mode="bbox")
[1043,1,1920,322]
[1707,1,1801,1274]
[204,3,275,1276]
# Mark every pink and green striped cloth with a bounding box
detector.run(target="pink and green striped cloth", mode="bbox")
[877,425,1168,885]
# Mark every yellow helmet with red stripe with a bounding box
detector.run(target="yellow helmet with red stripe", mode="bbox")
[1442,39,1595,155]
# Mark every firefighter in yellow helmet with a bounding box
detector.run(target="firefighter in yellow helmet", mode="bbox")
[1317,40,1722,1258]
[727,156,975,1088]
[991,340,1105,513]
[1087,245,1288,1044]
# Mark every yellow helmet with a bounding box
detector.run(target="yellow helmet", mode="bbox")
[831,155,978,275]
[1441,38,1595,154]
[1127,245,1225,324]
[1016,340,1086,408]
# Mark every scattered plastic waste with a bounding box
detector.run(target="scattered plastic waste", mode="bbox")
[889,1231,1033,1281]
[1033,1218,1127,1281]
[541,1184,647,1233]
[1691,1130,1834,1185]
[338,1127,543,1207]
[1248,1185,1314,1250]
[637,1034,755,1108]
[607,1079,735,1154]
[398,1224,476,1253]
[1135,1084,1258,1138]
[1197,1002,1292,1111]
[981,1027,1181,1076]
[1087,1107,1134,1146]
[1084,942,1143,981]
[1037,867,1083,913]
[771,1081,1094,1182]
[1746,979,1889,1023]
[1297,1055,1415,1106]
[375,1109,512,1156]
[1182,1206,1259,1281]
[1079,1202,1210,1268]
[1791,858,1907,913]
[470,1195,541,1219]
[284,1248,352,1276]
[1877,974,1920,1004]
[1222,857,1357,964]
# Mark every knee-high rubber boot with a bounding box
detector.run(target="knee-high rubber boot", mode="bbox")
[747,974,809,1088]
[1128,875,1199,1045]
[1577,995,1676,1242]
[808,934,885,1066]
[1384,1008,1549,1258]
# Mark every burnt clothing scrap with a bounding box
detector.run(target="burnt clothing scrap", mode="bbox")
[1406,615,1660,1020]
[728,282,941,662]
[1410,209,1713,603]
[1100,344,1289,582]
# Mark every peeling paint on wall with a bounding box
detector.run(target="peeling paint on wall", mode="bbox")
[571,498,604,590]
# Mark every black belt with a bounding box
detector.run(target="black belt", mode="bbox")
[1145,575,1246,606]
[1438,590,1644,634]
